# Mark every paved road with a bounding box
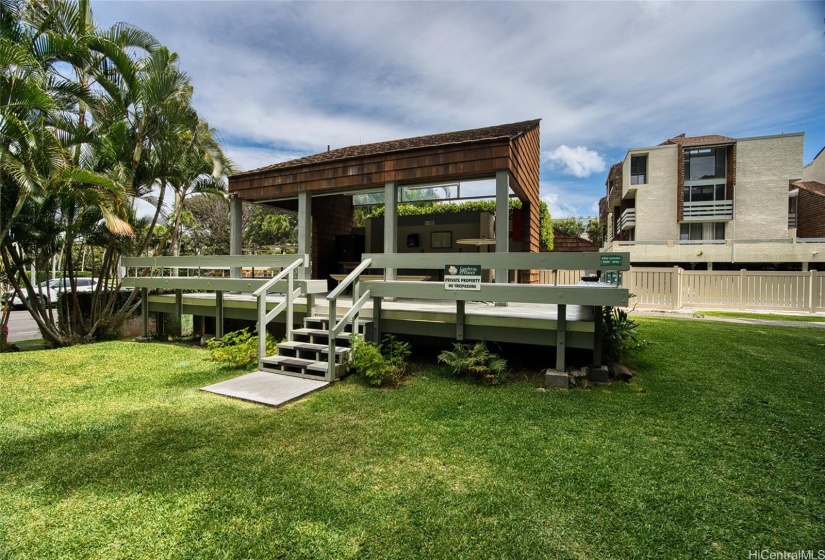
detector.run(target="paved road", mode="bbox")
[5,309,41,342]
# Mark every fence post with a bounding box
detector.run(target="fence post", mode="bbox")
[673,266,682,311]
[627,267,635,308]
[739,269,747,311]
[810,269,817,314]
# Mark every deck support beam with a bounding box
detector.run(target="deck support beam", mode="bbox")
[384,181,397,282]
[174,290,183,337]
[556,304,567,372]
[372,297,382,342]
[141,288,149,337]
[456,300,465,340]
[297,191,311,279]
[229,195,242,279]
[215,291,224,338]
[593,306,603,367]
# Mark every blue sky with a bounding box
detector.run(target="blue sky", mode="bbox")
[94,0,825,218]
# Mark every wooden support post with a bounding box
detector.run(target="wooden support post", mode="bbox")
[384,181,397,282]
[306,293,315,318]
[257,292,265,367]
[286,272,294,340]
[372,297,382,342]
[174,289,183,338]
[157,312,165,338]
[495,170,509,307]
[141,288,149,337]
[556,304,567,372]
[298,192,311,280]
[456,300,465,341]
[215,291,224,339]
[327,299,337,382]
[593,305,602,367]
[229,195,242,279]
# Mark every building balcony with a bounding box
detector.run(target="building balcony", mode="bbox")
[788,213,798,229]
[682,200,733,222]
[602,237,825,266]
[618,208,636,231]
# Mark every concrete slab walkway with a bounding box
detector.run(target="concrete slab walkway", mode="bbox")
[201,371,328,407]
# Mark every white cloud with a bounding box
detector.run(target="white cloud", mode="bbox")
[540,180,604,220]
[543,146,607,178]
[92,1,825,212]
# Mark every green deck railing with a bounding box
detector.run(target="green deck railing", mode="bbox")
[326,252,630,372]
[122,254,319,340]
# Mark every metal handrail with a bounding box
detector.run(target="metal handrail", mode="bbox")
[256,257,306,367]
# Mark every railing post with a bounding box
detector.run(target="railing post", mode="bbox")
[739,269,747,311]
[556,304,567,372]
[327,299,337,382]
[257,291,265,367]
[352,279,360,335]
[286,271,294,341]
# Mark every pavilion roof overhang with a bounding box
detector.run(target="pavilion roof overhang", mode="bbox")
[228,119,541,203]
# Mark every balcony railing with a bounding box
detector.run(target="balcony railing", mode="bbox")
[788,213,798,229]
[682,200,733,221]
[618,208,636,231]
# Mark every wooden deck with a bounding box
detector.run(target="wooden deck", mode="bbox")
[146,291,599,349]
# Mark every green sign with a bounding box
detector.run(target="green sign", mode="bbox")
[600,254,623,267]
[444,264,482,291]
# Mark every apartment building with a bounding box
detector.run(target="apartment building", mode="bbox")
[600,132,825,270]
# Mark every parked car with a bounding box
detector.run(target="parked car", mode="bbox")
[9,278,99,309]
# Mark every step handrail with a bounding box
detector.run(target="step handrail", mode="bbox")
[325,258,373,382]
[256,257,306,368]
[326,258,373,301]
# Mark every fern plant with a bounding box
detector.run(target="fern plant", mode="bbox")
[438,342,508,385]
[349,334,411,387]
[206,329,277,369]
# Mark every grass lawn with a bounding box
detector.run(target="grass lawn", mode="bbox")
[1,318,823,559]
[696,310,825,323]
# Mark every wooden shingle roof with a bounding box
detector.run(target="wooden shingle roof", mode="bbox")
[233,119,541,177]
[659,133,735,146]
[794,181,825,197]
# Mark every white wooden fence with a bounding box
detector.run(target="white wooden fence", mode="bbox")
[539,267,825,313]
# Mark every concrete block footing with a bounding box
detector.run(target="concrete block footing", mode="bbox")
[543,369,569,389]
[588,366,610,383]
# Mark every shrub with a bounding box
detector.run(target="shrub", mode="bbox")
[206,329,278,369]
[349,334,411,387]
[601,307,646,363]
[438,342,508,385]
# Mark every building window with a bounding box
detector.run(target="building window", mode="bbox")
[684,147,726,181]
[683,183,726,202]
[630,155,647,185]
[680,222,725,241]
